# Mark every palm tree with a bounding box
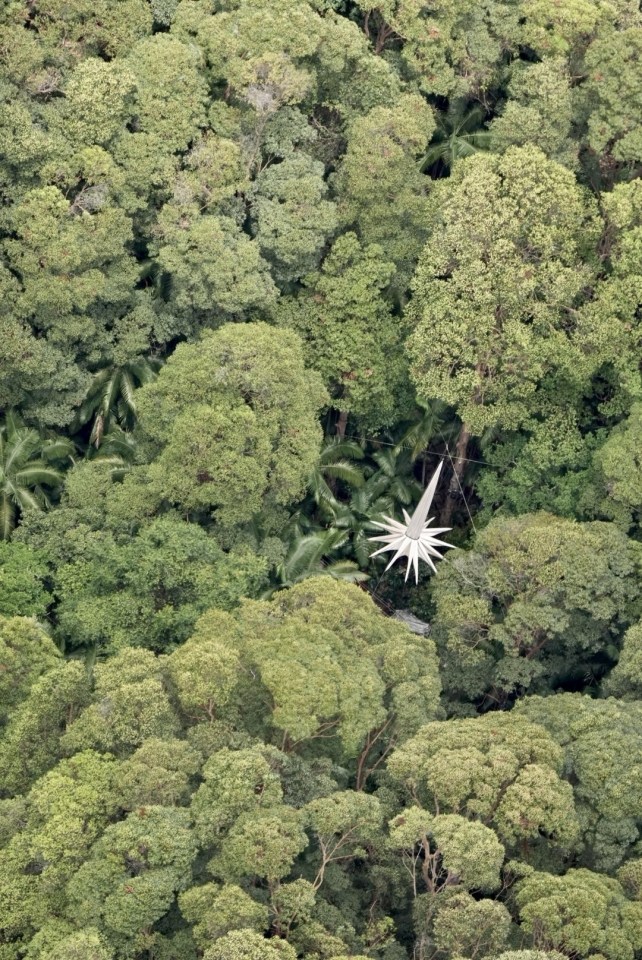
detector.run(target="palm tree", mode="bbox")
[307,436,366,511]
[263,522,367,595]
[294,427,459,575]
[420,100,491,175]
[75,357,161,447]
[327,448,423,566]
[0,413,71,539]
[393,399,451,459]
[393,398,460,484]
[82,425,137,481]
[370,447,422,507]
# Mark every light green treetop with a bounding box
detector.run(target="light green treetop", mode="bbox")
[581,28,642,169]
[28,926,114,960]
[387,711,578,853]
[489,59,577,169]
[153,205,278,321]
[513,866,642,960]
[250,154,338,284]
[134,324,326,527]
[273,233,412,429]
[430,512,640,702]
[0,616,59,723]
[210,807,308,884]
[354,0,519,98]
[0,661,90,795]
[407,146,600,434]
[426,891,512,960]
[518,0,640,56]
[4,0,152,64]
[179,882,268,951]
[55,59,137,149]
[115,738,200,810]
[125,35,208,153]
[389,807,505,895]
[234,576,441,757]
[334,94,435,279]
[516,694,642,870]
[0,751,119,948]
[65,806,197,946]
[202,929,297,960]
[1,186,137,425]
[604,621,642,699]
[574,180,642,408]
[191,745,284,844]
[51,514,266,653]
[61,648,179,756]
[591,403,642,529]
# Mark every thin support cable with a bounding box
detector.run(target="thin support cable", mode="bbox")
[365,566,397,614]
[441,435,478,536]
[342,433,491,468]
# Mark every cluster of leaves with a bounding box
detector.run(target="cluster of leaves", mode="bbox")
[1,0,642,958]
[3,580,642,960]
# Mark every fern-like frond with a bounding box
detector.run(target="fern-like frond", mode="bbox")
[319,438,365,464]
[280,533,328,583]
[120,370,137,415]
[14,487,45,512]
[14,465,63,488]
[4,431,39,472]
[322,461,366,487]
[42,437,76,463]
[322,560,369,583]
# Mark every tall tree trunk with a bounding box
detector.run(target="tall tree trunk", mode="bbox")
[442,422,471,526]
[336,409,348,438]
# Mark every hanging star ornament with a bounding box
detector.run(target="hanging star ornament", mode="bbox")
[368,461,453,583]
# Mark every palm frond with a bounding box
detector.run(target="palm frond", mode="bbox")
[87,454,126,467]
[75,394,101,426]
[327,503,355,530]
[420,140,451,171]
[5,431,39,472]
[119,370,137,415]
[41,437,76,463]
[387,477,419,505]
[101,371,120,420]
[280,527,351,584]
[90,368,113,391]
[394,399,455,459]
[358,473,390,506]
[321,559,369,583]
[130,358,162,384]
[319,438,365,463]
[86,452,130,480]
[453,102,487,133]
[420,102,490,172]
[322,461,366,487]
[280,533,328,583]
[4,411,24,436]
[93,429,137,460]
[462,130,492,148]
[308,473,340,508]
[352,530,374,567]
[89,414,105,448]
[371,448,397,477]
[14,465,63,488]
[14,487,45,512]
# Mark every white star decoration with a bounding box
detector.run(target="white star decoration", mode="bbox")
[368,461,453,583]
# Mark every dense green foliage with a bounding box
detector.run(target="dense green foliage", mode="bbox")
[1,0,641,958]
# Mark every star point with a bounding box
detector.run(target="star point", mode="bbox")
[367,461,453,583]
